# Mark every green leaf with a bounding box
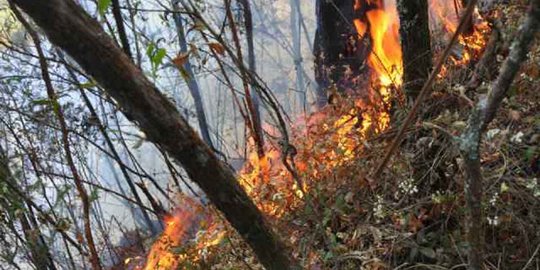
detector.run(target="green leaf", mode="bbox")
[146,43,155,59]
[146,44,167,76]
[89,188,100,202]
[153,48,167,66]
[98,0,112,16]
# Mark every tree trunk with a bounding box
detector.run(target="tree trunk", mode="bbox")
[290,0,307,110]
[172,2,215,149]
[397,0,433,101]
[111,0,132,59]
[238,0,265,155]
[314,0,372,106]
[11,1,296,269]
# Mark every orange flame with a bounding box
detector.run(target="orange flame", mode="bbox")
[141,196,224,269]
[429,0,490,67]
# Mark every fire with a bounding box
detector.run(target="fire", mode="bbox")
[140,195,224,270]
[139,0,491,268]
[429,0,490,66]
[354,0,403,88]
[352,0,403,138]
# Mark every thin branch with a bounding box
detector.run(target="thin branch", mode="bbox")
[9,3,102,269]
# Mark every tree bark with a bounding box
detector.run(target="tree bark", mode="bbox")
[397,0,433,101]
[11,0,296,269]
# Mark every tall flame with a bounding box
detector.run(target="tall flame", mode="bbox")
[355,0,403,87]
[352,0,403,133]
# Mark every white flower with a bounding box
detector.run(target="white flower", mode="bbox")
[487,216,499,226]
[489,192,499,206]
[510,132,524,143]
[486,129,501,140]
[373,195,385,221]
[398,178,418,196]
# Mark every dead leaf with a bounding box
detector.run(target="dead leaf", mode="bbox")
[172,52,190,68]
[208,42,225,55]
[508,109,521,121]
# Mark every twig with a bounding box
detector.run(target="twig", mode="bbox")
[521,243,540,270]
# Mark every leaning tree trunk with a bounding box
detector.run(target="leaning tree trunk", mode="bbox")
[397,0,433,101]
[172,2,215,149]
[10,1,296,269]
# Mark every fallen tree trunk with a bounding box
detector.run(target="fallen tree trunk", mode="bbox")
[10,0,295,269]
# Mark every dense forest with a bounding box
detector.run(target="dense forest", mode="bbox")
[0,0,539,269]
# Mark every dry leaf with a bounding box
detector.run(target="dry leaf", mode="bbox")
[208,42,225,55]
[172,52,190,68]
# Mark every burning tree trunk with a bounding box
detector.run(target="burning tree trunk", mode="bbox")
[314,0,371,105]
[10,0,296,269]
[397,0,433,101]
